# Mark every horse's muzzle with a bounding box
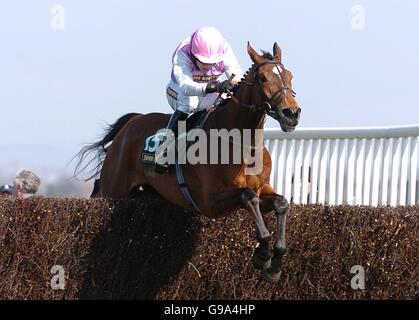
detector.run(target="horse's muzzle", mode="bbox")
[278,107,301,132]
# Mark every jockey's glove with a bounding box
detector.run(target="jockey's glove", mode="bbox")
[205,80,234,94]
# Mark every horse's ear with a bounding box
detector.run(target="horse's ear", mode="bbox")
[273,42,282,63]
[247,42,263,64]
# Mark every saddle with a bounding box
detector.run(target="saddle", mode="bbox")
[140,107,216,168]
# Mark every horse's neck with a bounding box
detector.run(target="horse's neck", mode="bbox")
[212,65,265,131]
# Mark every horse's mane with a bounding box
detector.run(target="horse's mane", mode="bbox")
[236,50,274,86]
[211,49,275,109]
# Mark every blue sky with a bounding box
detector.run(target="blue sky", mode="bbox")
[1,0,419,172]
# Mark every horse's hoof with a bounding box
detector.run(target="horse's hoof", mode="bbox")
[252,253,272,271]
[262,268,282,283]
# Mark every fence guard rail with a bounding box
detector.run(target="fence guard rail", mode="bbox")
[263,125,419,206]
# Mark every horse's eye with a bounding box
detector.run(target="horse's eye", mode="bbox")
[260,76,267,82]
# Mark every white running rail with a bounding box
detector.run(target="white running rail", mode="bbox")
[264,125,419,206]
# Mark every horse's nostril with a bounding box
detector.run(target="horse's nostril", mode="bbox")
[281,108,297,119]
[281,107,301,120]
[282,108,292,119]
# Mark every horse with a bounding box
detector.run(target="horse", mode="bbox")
[75,42,301,282]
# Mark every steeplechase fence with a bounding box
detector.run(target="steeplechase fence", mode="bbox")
[264,125,419,206]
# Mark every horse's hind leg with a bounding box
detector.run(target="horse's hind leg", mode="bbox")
[90,179,101,198]
[259,189,289,283]
[240,188,272,271]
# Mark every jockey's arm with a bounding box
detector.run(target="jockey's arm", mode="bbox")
[172,51,208,97]
[223,42,244,84]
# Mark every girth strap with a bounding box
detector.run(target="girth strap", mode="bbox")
[175,156,203,215]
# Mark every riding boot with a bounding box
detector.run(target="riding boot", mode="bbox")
[155,109,189,173]
[166,109,189,134]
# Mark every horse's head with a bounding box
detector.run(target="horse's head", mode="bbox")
[246,42,301,132]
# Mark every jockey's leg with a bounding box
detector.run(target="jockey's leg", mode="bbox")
[166,109,188,136]
[155,84,196,173]
[166,82,197,114]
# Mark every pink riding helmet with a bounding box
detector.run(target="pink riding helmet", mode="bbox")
[190,26,226,64]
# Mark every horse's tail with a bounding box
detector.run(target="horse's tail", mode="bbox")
[73,113,141,181]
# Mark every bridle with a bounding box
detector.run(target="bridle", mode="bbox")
[227,60,296,116]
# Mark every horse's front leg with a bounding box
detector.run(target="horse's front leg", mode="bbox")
[259,189,289,283]
[240,188,272,271]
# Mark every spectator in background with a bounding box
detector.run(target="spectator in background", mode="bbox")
[0,184,14,197]
[13,170,41,198]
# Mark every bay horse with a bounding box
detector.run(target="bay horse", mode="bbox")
[75,43,301,282]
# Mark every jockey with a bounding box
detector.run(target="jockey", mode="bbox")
[165,26,243,134]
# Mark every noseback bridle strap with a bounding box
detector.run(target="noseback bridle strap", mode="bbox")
[228,60,296,113]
